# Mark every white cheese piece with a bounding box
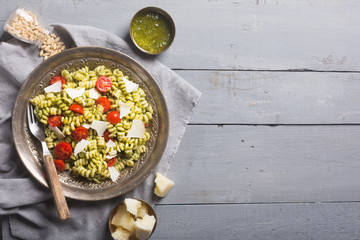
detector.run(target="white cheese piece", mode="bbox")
[111,204,135,232]
[120,101,132,119]
[82,123,91,129]
[106,139,116,148]
[108,166,120,182]
[89,88,100,99]
[134,214,156,240]
[74,139,90,156]
[106,150,117,159]
[44,81,62,93]
[65,88,85,99]
[137,204,149,218]
[49,126,65,140]
[154,172,175,197]
[126,119,145,138]
[16,9,33,22]
[108,150,117,156]
[90,120,108,137]
[122,77,138,93]
[111,227,132,240]
[124,198,142,217]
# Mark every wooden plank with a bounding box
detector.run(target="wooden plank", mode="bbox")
[159,125,360,204]
[3,202,360,239]
[1,0,360,71]
[152,202,360,239]
[178,70,360,124]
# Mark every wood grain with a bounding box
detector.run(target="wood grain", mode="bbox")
[177,70,360,124]
[152,202,360,240]
[43,155,70,221]
[159,125,360,204]
[1,0,360,71]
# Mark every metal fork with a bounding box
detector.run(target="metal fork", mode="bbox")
[27,104,70,220]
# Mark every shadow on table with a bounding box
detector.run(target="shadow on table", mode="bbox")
[0,31,12,43]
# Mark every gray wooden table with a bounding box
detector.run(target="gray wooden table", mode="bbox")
[2,0,360,239]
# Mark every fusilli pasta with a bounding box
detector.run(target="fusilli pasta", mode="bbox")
[30,65,153,182]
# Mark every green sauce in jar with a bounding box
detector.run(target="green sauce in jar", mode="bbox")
[131,11,173,54]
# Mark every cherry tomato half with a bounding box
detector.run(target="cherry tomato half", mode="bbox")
[103,129,113,142]
[54,142,73,159]
[96,76,112,92]
[54,159,65,172]
[69,104,84,114]
[50,76,66,86]
[107,111,121,124]
[107,157,116,167]
[48,115,62,127]
[95,97,111,113]
[73,126,89,141]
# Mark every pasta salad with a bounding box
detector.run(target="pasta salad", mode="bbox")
[30,65,153,183]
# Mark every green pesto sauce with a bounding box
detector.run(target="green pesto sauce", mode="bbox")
[131,12,172,54]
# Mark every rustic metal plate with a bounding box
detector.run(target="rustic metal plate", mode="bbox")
[12,47,169,201]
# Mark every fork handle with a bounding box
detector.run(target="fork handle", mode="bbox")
[43,154,71,220]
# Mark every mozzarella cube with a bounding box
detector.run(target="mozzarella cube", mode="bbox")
[111,227,132,240]
[137,204,149,218]
[134,215,156,240]
[124,198,142,217]
[154,172,175,197]
[111,204,135,232]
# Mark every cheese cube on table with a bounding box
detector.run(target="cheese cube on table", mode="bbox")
[154,172,175,197]
[134,214,156,240]
[111,204,135,232]
[124,198,142,217]
[111,227,132,240]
